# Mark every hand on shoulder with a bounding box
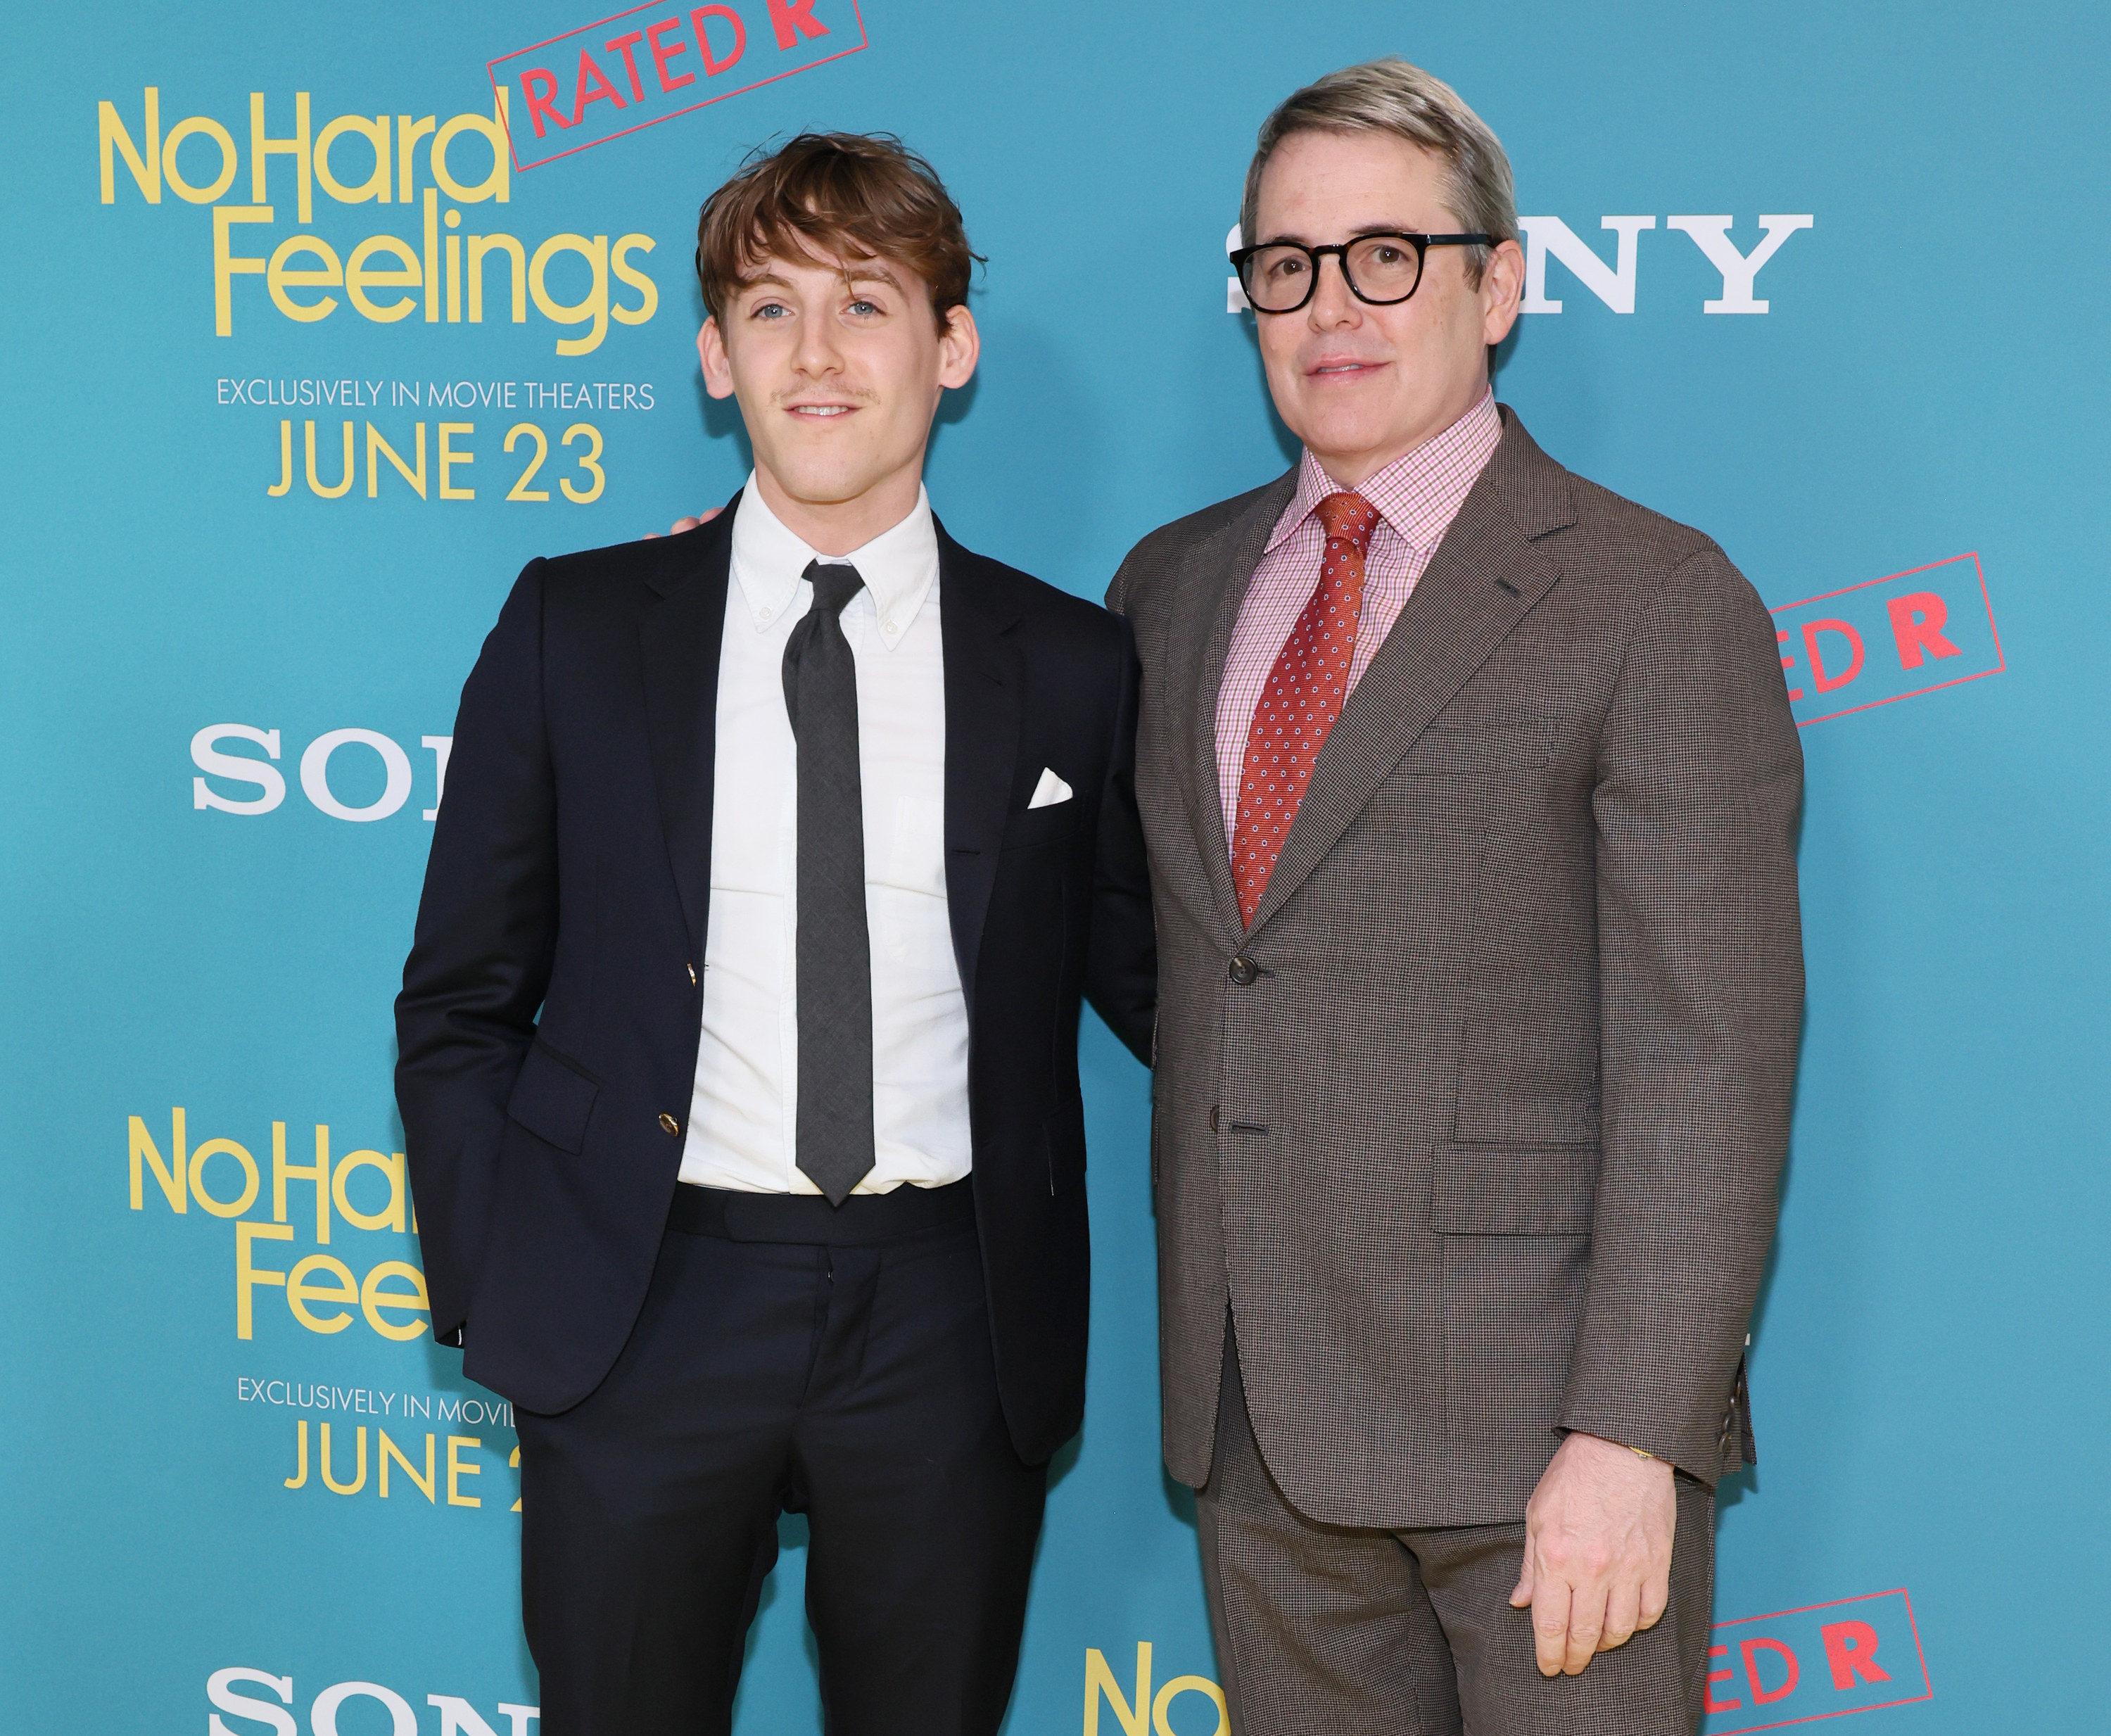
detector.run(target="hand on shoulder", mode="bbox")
[644,507,723,539]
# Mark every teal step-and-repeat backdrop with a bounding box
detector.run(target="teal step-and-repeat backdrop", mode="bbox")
[3,2,2104,1730]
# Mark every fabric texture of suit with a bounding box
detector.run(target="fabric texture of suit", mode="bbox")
[1198,1316,1719,1736]
[1106,407,1803,1530]
[395,488,1156,1463]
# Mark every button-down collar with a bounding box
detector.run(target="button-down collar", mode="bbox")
[1266,388,1502,559]
[730,473,939,650]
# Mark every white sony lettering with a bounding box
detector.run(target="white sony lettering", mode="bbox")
[429,1694,543,1736]
[312,1680,418,1736]
[192,725,286,813]
[206,1668,296,1736]
[421,733,453,821]
[1227,208,1809,315]
[299,728,414,821]
[1666,215,1814,312]
[206,1671,538,1736]
[1518,215,1656,313]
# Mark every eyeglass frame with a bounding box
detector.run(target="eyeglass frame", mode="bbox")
[1230,232,1495,314]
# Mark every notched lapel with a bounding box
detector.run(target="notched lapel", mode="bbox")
[1170,473,1296,943]
[1243,429,1571,937]
[937,524,1024,1018]
[638,493,738,956]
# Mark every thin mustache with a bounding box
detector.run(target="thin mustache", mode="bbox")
[773,386,880,408]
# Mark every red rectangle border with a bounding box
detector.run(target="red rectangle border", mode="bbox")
[488,0,870,173]
[1705,1588,1933,1735]
[1770,552,2004,728]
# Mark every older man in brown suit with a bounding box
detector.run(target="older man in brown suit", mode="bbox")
[1106,59,1803,1735]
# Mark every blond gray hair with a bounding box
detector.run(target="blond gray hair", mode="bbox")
[1241,58,1517,285]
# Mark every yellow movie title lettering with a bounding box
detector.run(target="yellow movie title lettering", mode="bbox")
[1085,1646,1230,1736]
[98,87,656,354]
[128,1105,432,1343]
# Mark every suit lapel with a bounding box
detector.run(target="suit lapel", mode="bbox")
[937,521,1025,1018]
[1169,472,1297,944]
[638,490,739,957]
[1242,412,1578,937]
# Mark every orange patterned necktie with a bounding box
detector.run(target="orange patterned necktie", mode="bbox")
[1231,490,1380,927]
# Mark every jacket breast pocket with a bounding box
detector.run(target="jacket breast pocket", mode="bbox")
[506,1040,601,1155]
[1430,1141,1598,1235]
[1396,723,1557,780]
[1001,799,1082,853]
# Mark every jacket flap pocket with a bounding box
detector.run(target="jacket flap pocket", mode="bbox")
[1431,1141,1598,1234]
[1397,723,1556,778]
[506,1041,600,1155]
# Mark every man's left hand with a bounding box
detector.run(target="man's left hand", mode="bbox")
[1509,1431,1676,1677]
[642,507,720,539]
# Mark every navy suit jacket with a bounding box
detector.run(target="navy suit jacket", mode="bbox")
[395,490,1155,1462]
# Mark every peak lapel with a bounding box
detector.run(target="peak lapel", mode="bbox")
[937,523,1024,1018]
[639,493,738,956]
[1170,472,1298,944]
[1243,414,1577,937]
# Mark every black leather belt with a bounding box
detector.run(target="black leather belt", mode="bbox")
[667,1177,974,1244]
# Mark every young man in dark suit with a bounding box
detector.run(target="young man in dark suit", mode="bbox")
[395,133,1155,1736]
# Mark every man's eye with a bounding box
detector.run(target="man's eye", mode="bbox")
[847,299,881,317]
[752,301,790,319]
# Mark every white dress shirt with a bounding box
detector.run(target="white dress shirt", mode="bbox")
[679,476,971,1194]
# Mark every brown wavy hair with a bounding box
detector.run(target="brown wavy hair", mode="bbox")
[695,132,981,332]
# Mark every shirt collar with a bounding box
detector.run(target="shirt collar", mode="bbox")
[1267,388,1502,557]
[730,473,939,650]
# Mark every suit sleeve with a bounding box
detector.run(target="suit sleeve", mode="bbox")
[1085,612,1157,1067]
[393,560,559,1345]
[1559,545,1804,1482]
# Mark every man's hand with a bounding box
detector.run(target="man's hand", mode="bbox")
[643,507,722,539]
[1509,1431,1676,1677]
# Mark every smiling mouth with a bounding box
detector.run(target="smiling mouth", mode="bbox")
[787,403,858,418]
[1310,360,1384,377]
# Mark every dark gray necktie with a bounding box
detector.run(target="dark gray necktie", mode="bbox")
[782,559,876,1204]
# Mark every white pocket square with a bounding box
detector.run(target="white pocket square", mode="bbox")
[1027,767,1073,809]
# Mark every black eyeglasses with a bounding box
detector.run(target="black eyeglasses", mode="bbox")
[1231,232,1492,313]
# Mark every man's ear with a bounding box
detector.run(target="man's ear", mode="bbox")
[1479,237,1526,349]
[698,317,736,401]
[937,302,980,392]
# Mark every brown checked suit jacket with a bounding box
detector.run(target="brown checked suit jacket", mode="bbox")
[1106,408,1804,1531]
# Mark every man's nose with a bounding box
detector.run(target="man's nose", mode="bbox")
[1306,252,1362,325]
[793,319,844,374]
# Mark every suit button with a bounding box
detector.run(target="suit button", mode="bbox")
[1228,955,1259,986]
[658,1113,680,1136]
[1210,1106,1219,1133]
[687,963,697,986]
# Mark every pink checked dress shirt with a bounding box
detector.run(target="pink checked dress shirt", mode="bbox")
[1215,390,1503,852]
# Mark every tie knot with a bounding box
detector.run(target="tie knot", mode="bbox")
[804,559,864,619]
[1314,490,1379,552]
